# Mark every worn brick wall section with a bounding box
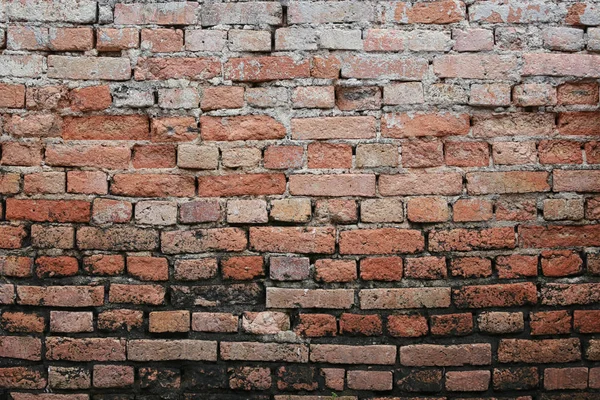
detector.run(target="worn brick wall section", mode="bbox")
[1,0,600,399]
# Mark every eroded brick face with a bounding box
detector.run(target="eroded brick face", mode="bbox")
[0,0,599,398]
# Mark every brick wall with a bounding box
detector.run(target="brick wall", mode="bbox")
[0,0,600,398]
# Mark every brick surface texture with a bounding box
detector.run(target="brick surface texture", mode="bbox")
[0,0,600,399]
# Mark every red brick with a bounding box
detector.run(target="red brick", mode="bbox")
[4,113,62,138]
[347,370,392,391]
[6,199,90,223]
[192,312,238,333]
[360,287,451,309]
[453,282,537,308]
[179,200,221,223]
[453,198,493,221]
[336,86,381,110]
[149,310,190,333]
[23,172,65,194]
[574,310,600,333]
[307,142,352,169]
[554,169,600,192]
[46,337,126,361]
[472,113,555,138]
[0,256,32,277]
[31,225,73,249]
[467,171,550,194]
[380,172,463,196]
[405,256,447,280]
[45,144,130,169]
[400,343,491,366]
[531,311,572,336]
[520,225,600,248]
[406,196,449,222]
[445,142,490,167]
[434,54,517,79]
[310,344,395,365]
[174,258,218,281]
[587,142,600,164]
[430,227,515,252]
[539,140,583,164]
[232,366,272,390]
[161,228,247,254]
[224,56,310,81]
[266,288,354,309]
[446,370,490,392]
[17,285,103,307]
[50,311,93,333]
[111,174,195,197]
[558,82,599,105]
[498,338,581,363]
[0,226,27,249]
[67,171,108,195]
[295,314,337,337]
[222,256,264,281]
[342,54,427,80]
[544,367,588,390]
[243,311,289,335]
[291,116,377,140]
[311,54,341,78]
[0,336,41,360]
[127,256,168,281]
[135,57,220,80]
[201,115,285,141]
[0,312,43,333]
[360,257,403,281]
[251,227,335,254]
[402,139,444,167]
[496,254,538,279]
[542,283,600,306]
[388,314,428,337]
[115,2,198,24]
[93,365,134,388]
[201,86,244,110]
[109,284,165,305]
[340,228,423,255]
[151,116,197,142]
[69,85,111,111]
[62,115,149,140]
[1,142,42,166]
[92,199,133,224]
[430,313,473,336]
[0,83,25,108]
[97,28,139,51]
[390,0,466,24]
[0,367,46,390]
[496,197,537,221]
[479,312,524,334]
[315,259,357,283]
[290,174,375,197]
[142,28,183,52]
[450,257,492,278]
[198,174,285,197]
[98,309,143,331]
[541,250,583,277]
[35,256,78,278]
[264,146,304,169]
[83,255,124,276]
[382,112,469,138]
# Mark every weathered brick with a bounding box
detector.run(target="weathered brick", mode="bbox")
[221,342,308,363]
[400,343,491,366]
[360,287,451,309]
[129,340,217,361]
[48,56,131,80]
[498,339,581,363]
[310,344,395,365]
[266,288,354,309]
[292,116,376,140]
[115,2,198,24]
[135,57,221,80]
[250,227,335,254]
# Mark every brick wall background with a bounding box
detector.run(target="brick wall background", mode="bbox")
[0,0,600,398]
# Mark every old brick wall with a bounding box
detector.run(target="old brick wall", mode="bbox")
[0,0,600,398]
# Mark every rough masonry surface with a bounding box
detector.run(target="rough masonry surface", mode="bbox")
[0,0,599,399]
